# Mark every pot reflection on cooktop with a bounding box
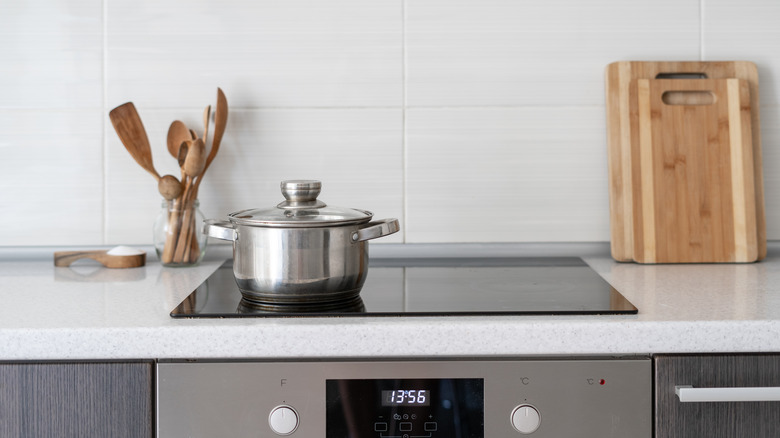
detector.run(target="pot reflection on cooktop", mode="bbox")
[170,257,638,318]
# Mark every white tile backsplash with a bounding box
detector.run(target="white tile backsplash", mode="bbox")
[0,0,103,109]
[3,0,780,247]
[406,0,701,107]
[0,110,104,245]
[105,0,403,108]
[406,107,609,242]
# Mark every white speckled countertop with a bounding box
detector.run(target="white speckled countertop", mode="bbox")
[1,243,779,360]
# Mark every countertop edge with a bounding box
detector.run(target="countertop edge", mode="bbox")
[2,319,778,360]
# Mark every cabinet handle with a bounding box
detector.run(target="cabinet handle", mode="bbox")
[675,385,780,402]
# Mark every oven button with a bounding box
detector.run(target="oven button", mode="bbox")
[511,404,541,434]
[269,405,299,435]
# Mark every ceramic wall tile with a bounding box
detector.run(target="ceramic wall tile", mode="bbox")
[406,0,700,107]
[105,0,403,109]
[405,107,609,243]
[105,108,404,245]
[0,110,104,245]
[0,1,102,109]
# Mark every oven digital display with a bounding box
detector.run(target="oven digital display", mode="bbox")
[326,378,484,437]
[381,389,431,406]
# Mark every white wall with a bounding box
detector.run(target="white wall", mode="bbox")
[2,0,779,246]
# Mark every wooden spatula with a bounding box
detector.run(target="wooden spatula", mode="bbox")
[109,102,161,181]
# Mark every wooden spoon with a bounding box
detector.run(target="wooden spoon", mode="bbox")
[177,140,191,169]
[183,138,206,178]
[166,120,190,159]
[172,137,208,262]
[191,88,228,198]
[109,102,160,181]
[202,105,211,147]
[158,174,183,200]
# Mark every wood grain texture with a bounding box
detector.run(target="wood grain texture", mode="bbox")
[605,61,766,262]
[109,102,160,181]
[0,361,153,438]
[629,78,757,263]
[53,250,146,268]
[655,354,780,438]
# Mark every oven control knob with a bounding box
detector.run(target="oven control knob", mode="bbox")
[511,404,541,434]
[269,405,299,435]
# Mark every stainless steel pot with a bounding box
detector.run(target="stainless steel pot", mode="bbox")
[203,180,399,304]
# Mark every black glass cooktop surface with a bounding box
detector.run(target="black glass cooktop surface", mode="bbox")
[171,257,637,318]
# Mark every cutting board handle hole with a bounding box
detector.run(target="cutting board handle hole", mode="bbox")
[655,72,708,79]
[662,91,716,106]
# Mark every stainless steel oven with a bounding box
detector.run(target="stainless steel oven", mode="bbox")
[157,357,651,437]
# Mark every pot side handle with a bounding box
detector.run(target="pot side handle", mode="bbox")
[351,218,400,242]
[203,219,237,241]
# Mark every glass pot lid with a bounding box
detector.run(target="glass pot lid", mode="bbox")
[228,180,373,227]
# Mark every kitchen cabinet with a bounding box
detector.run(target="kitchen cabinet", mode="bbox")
[655,354,780,438]
[0,361,153,438]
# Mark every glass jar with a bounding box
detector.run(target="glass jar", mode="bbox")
[153,199,207,267]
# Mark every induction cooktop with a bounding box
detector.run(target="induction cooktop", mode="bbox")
[170,257,637,318]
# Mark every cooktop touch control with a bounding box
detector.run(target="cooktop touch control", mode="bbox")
[157,358,652,437]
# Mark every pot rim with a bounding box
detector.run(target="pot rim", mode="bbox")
[227,208,374,228]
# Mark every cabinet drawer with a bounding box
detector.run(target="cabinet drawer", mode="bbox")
[655,354,780,438]
[0,361,153,438]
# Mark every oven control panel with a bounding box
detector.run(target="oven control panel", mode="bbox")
[157,357,651,437]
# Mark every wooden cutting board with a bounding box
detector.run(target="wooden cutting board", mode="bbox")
[605,61,765,262]
[629,78,758,263]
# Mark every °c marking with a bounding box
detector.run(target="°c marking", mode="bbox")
[520,377,530,385]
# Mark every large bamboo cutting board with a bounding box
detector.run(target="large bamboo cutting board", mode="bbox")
[605,61,765,262]
[629,78,758,263]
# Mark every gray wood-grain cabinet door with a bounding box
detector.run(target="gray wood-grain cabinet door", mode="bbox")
[655,354,780,438]
[0,361,153,438]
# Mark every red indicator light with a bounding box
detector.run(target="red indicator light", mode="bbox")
[599,379,606,385]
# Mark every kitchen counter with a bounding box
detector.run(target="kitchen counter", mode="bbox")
[1,243,779,360]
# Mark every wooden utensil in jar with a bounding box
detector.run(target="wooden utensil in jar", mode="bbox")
[109,102,182,201]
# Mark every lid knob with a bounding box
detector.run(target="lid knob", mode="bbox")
[281,180,321,202]
[277,180,327,210]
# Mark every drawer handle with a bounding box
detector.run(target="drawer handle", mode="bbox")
[675,385,780,402]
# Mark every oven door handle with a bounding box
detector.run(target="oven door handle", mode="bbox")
[675,385,780,402]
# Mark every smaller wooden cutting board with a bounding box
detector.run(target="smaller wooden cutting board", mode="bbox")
[629,78,758,263]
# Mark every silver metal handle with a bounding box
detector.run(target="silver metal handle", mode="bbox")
[675,385,780,402]
[351,218,400,242]
[203,219,237,241]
